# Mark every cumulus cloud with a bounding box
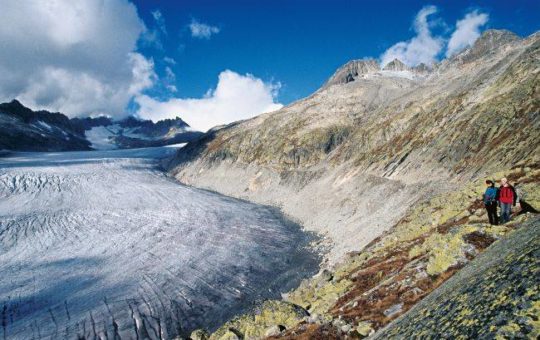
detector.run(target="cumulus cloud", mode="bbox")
[189,19,220,39]
[380,6,490,67]
[136,70,282,132]
[446,11,489,57]
[0,0,156,118]
[380,5,444,67]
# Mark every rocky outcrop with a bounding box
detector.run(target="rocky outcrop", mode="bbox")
[208,301,309,340]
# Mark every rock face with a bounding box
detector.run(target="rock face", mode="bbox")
[169,29,540,263]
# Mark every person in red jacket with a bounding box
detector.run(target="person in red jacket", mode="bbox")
[496,177,518,223]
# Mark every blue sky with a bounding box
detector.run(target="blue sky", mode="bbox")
[133,0,540,104]
[0,1,538,131]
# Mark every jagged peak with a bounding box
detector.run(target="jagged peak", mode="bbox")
[449,29,521,64]
[0,99,28,112]
[382,58,410,71]
[478,29,520,44]
[325,58,380,87]
[8,99,24,107]
[469,29,520,53]
[413,63,430,74]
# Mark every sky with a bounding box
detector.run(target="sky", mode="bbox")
[0,0,538,131]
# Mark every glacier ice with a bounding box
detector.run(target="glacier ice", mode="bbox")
[0,146,320,339]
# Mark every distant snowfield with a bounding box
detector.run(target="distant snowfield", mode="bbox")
[0,146,319,339]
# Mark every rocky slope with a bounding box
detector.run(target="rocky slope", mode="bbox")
[190,167,539,339]
[169,29,540,338]
[169,29,540,263]
[374,216,539,339]
[0,100,202,152]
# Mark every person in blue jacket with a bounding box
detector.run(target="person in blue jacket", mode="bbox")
[483,180,499,225]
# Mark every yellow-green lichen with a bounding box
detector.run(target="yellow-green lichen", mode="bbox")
[285,275,353,315]
[209,300,308,340]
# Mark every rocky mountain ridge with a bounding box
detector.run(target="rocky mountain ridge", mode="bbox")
[169,29,539,261]
[0,100,202,151]
[0,100,91,151]
[168,29,539,338]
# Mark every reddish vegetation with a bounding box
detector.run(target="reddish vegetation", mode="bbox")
[437,215,469,234]
[329,246,461,330]
[463,231,496,251]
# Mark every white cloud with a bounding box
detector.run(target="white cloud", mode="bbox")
[136,70,282,132]
[140,9,167,50]
[152,9,167,35]
[0,0,156,118]
[446,11,489,57]
[164,66,178,93]
[189,19,220,39]
[380,5,444,67]
[163,56,177,65]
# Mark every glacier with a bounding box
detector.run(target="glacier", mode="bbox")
[0,146,320,339]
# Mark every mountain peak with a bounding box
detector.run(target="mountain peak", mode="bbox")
[325,59,379,87]
[472,29,520,52]
[8,99,24,107]
[413,63,430,74]
[382,58,410,71]
[452,29,521,64]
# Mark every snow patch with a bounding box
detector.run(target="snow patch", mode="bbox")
[85,125,118,150]
[379,70,416,80]
[36,120,53,130]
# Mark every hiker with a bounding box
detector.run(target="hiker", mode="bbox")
[483,180,499,225]
[496,177,518,223]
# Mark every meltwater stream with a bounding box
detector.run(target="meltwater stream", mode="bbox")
[0,146,320,339]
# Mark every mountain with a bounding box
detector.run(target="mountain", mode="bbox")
[0,100,203,152]
[75,115,203,150]
[382,58,410,71]
[324,59,380,86]
[168,29,540,338]
[0,100,91,152]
